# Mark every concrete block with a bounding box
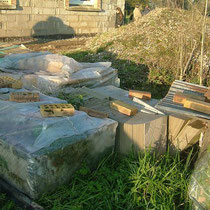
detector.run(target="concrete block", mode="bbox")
[16,14,30,22]
[42,8,56,15]
[0,0,126,38]
[18,0,30,7]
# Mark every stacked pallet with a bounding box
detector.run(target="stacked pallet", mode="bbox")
[173,92,210,115]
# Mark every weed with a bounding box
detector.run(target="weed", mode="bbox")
[0,193,16,210]
[37,150,193,210]
[57,92,84,110]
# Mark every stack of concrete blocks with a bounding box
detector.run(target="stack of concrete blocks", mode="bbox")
[0,0,125,38]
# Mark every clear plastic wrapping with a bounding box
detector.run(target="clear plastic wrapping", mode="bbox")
[189,149,210,210]
[0,53,119,92]
[0,90,117,199]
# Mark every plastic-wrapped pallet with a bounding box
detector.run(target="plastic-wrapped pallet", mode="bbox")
[0,90,118,199]
[0,52,82,77]
[0,53,120,92]
[189,125,210,210]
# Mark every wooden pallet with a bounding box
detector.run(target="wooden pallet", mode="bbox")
[79,106,108,118]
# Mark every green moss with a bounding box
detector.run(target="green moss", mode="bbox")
[48,141,90,169]
[57,92,85,110]
[0,155,8,171]
[8,172,25,187]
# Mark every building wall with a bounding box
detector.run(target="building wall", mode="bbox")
[0,0,125,38]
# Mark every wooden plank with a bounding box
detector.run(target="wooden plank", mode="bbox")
[169,115,191,141]
[40,104,75,117]
[110,100,138,116]
[129,90,151,100]
[9,92,40,103]
[173,92,205,104]
[79,106,108,118]
[173,119,206,151]
[184,98,210,114]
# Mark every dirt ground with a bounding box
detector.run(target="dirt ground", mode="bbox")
[4,37,90,54]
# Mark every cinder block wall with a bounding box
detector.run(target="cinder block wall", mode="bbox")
[0,0,125,38]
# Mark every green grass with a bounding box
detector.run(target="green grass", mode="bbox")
[0,193,16,210]
[37,149,194,210]
[64,50,172,99]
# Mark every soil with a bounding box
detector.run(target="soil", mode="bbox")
[2,37,90,54]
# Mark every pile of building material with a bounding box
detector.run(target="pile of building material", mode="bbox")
[0,50,120,92]
[156,80,209,152]
[156,80,210,119]
[58,85,168,155]
[0,88,117,199]
[0,47,209,207]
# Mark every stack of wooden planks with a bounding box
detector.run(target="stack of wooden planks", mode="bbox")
[169,114,207,151]
[173,88,210,115]
[156,80,210,119]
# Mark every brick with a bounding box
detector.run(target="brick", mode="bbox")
[110,100,138,116]
[0,76,22,89]
[129,90,151,100]
[9,92,40,103]
[184,98,210,114]
[40,104,75,117]
[42,8,56,15]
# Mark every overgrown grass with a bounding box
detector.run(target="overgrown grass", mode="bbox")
[37,150,193,210]
[0,193,16,210]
